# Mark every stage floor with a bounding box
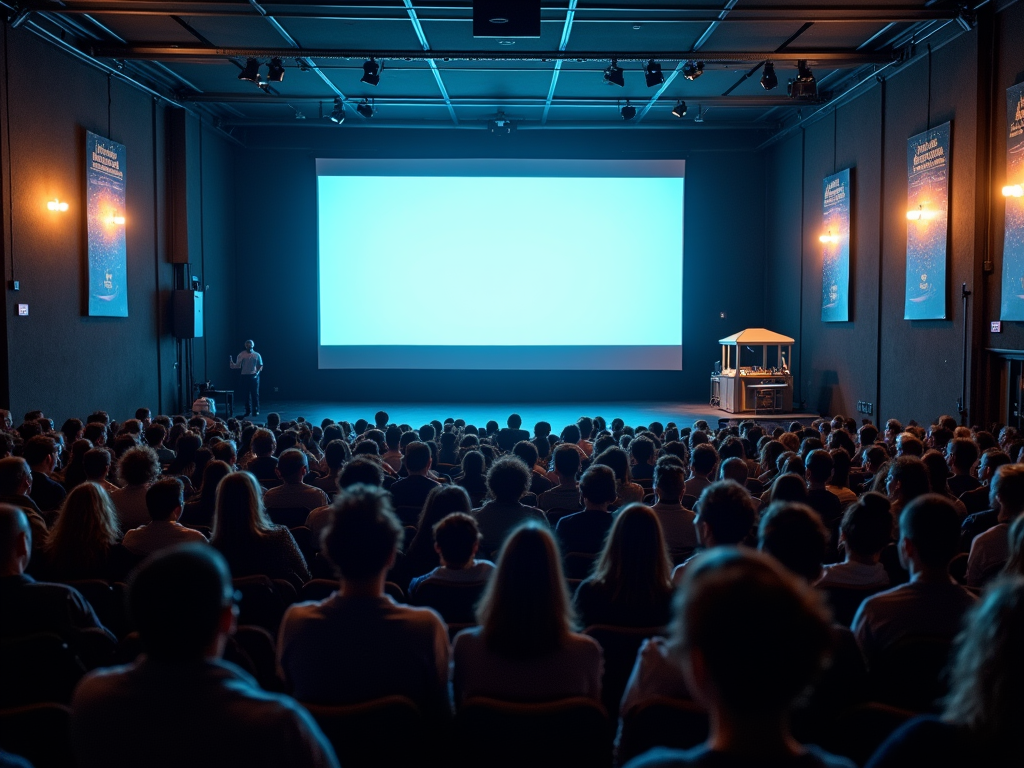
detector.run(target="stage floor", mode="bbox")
[246,400,820,432]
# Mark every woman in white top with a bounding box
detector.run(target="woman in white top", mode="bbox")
[450,522,603,706]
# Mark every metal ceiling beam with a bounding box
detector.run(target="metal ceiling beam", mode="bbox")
[402,0,457,124]
[29,2,964,23]
[90,46,897,65]
[218,118,775,131]
[176,93,813,108]
[541,0,577,125]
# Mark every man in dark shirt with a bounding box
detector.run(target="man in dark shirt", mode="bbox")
[629,436,656,482]
[495,414,530,454]
[555,465,617,556]
[511,440,552,496]
[804,450,844,530]
[945,438,981,499]
[246,428,278,483]
[387,442,440,523]
[959,449,1011,516]
[24,435,66,513]
[0,458,49,565]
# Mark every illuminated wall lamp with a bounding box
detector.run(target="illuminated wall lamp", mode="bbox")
[819,231,839,244]
[46,199,69,212]
[1003,184,1023,197]
[109,214,126,225]
[906,204,938,221]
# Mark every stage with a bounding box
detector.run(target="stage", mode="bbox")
[240,400,821,432]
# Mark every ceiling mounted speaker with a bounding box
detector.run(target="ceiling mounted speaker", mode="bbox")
[473,0,541,37]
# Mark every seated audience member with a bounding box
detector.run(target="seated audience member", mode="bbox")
[770,472,809,504]
[804,450,845,530]
[512,440,553,495]
[180,460,232,530]
[945,438,981,499]
[404,485,474,586]
[455,450,489,505]
[277,485,450,718]
[966,464,1024,588]
[61,439,93,490]
[719,456,754,495]
[651,461,697,553]
[122,478,208,557]
[408,512,495,594]
[629,436,657,482]
[495,413,530,454]
[263,449,330,513]
[894,431,924,458]
[165,432,201,490]
[851,445,888,494]
[1005,514,1024,577]
[83,447,119,493]
[145,423,175,466]
[245,429,279,482]
[960,448,1011,517]
[852,495,977,669]
[312,439,348,496]
[388,441,440,522]
[866,574,1023,768]
[0,457,49,559]
[71,544,337,768]
[672,480,757,584]
[42,483,135,582]
[592,447,645,507]
[556,464,618,557]
[380,424,403,472]
[757,502,830,584]
[573,503,673,628]
[110,446,162,532]
[537,444,583,512]
[922,450,969,517]
[684,444,719,499]
[305,457,384,537]
[450,522,602,706]
[625,548,851,768]
[826,449,858,506]
[817,493,893,589]
[0,504,114,647]
[884,455,932,519]
[211,472,310,590]
[24,435,67,513]
[473,456,547,556]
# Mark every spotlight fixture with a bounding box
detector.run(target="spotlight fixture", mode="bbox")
[267,58,285,82]
[671,101,687,118]
[621,101,636,121]
[361,58,381,86]
[489,112,516,135]
[237,58,261,84]
[760,61,778,91]
[328,98,345,124]
[1003,184,1023,197]
[787,60,817,99]
[296,58,311,73]
[356,100,374,118]
[644,60,664,88]
[603,59,624,87]
[46,199,69,212]
[682,61,704,81]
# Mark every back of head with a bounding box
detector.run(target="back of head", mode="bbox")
[770,473,807,504]
[212,472,268,545]
[840,492,893,557]
[146,478,184,522]
[888,456,932,501]
[507,413,522,429]
[276,448,308,481]
[129,544,233,662]
[900,494,961,569]
[322,485,402,580]
[719,457,749,485]
[948,438,979,472]
[696,480,757,546]
[580,464,617,506]
[592,446,630,483]
[673,548,833,716]
[419,484,472,531]
[552,444,581,479]
[805,449,834,484]
[577,416,594,440]
[338,457,385,488]
[992,464,1024,515]
[433,512,481,569]
[0,457,30,495]
[384,424,402,449]
[691,443,719,476]
[477,522,572,658]
[758,502,829,582]
[0,504,30,569]
[118,446,161,487]
[23,435,56,468]
[46,482,119,566]
[654,462,685,501]
[404,441,431,473]
[593,503,672,602]
[374,410,389,429]
[486,455,532,503]
[718,436,746,461]
[460,450,485,477]
[897,432,925,457]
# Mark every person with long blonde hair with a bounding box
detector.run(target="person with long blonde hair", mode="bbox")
[210,471,309,589]
[450,522,602,706]
[43,482,134,581]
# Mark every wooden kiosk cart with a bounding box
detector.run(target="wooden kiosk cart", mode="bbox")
[712,328,794,414]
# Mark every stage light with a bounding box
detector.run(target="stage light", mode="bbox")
[46,199,69,212]
[819,231,839,244]
[329,98,345,124]
[603,59,624,87]
[361,58,380,86]
[760,61,778,91]
[1003,184,1023,197]
[787,60,817,98]
[238,58,261,84]
[489,113,516,135]
[682,61,704,81]
[356,100,374,118]
[644,60,664,88]
[267,58,285,82]
[621,101,636,120]
[671,101,687,118]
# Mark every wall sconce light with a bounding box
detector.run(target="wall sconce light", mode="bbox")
[109,214,126,225]
[819,230,839,244]
[1003,184,1023,197]
[906,204,938,221]
[46,198,69,212]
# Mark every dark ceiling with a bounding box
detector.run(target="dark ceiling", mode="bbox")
[2,1,991,137]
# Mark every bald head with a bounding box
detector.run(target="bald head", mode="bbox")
[0,504,32,576]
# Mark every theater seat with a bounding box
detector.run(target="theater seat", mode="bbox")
[267,507,312,529]
[303,695,426,768]
[0,702,74,768]
[300,578,338,603]
[821,701,914,767]
[0,633,86,707]
[66,579,130,639]
[454,696,611,768]
[583,624,667,722]
[408,580,487,625]
[289,526,318,564]
[818,583,886,627]
[870,635,953,712]
[564,552,597,580]
[232,575,295,634]
[617,696,708,766]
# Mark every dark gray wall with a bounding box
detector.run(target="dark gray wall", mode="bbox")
[232,129,767,403]
[0,26,237,425]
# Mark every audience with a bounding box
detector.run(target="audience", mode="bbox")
[473,456,547,556]
[109,446,162,531]
[672,480,757,583]
[24,435,67,513]
[262,449,330,514]
[650,460,697,554]
[71,544,338,768]
[121,478,208,557]
[179,459,232,529]
[684,443,718,499]
[537,443,583,512]
[387,441,440,521]
[42,482,135,582]
[817,493,893,588]
[408,512,495,595]
[965,464,1024,587]
[555,464,618,557]
[403,484,475,587]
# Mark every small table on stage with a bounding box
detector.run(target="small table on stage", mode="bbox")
[747,382,788,416]
[202,390,234,417]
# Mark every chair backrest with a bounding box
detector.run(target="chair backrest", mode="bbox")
[545,507,580,527]
[820,701,914,767]
[65,579,130,639]
[300,578,338,603]
[0,701,74,768]
[870,635,954,712]
[583,624,667,721]
[267,507,311,529]
[455,696,611,768]
[0,633,86,707]
[563,552,597,580]
[408,580,487,625]
[403,526,418,552]
[681,494,699,510]
[617,696,708,766]
[818,584,886,627]
[393,506,423,527]
[303,695,425,768]
[232,575,290,633]
[289,525,319,563]
[384,581,406,603]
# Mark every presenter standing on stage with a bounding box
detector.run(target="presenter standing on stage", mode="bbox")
[230,340,264,418]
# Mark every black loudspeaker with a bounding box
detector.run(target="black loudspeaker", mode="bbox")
[173,290,204,338]
[473,0,540,37]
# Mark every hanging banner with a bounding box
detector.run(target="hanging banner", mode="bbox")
[86,131,128,317]
[905,121,951,320]
[1001,82,1024,321]
[821,168,851,322]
